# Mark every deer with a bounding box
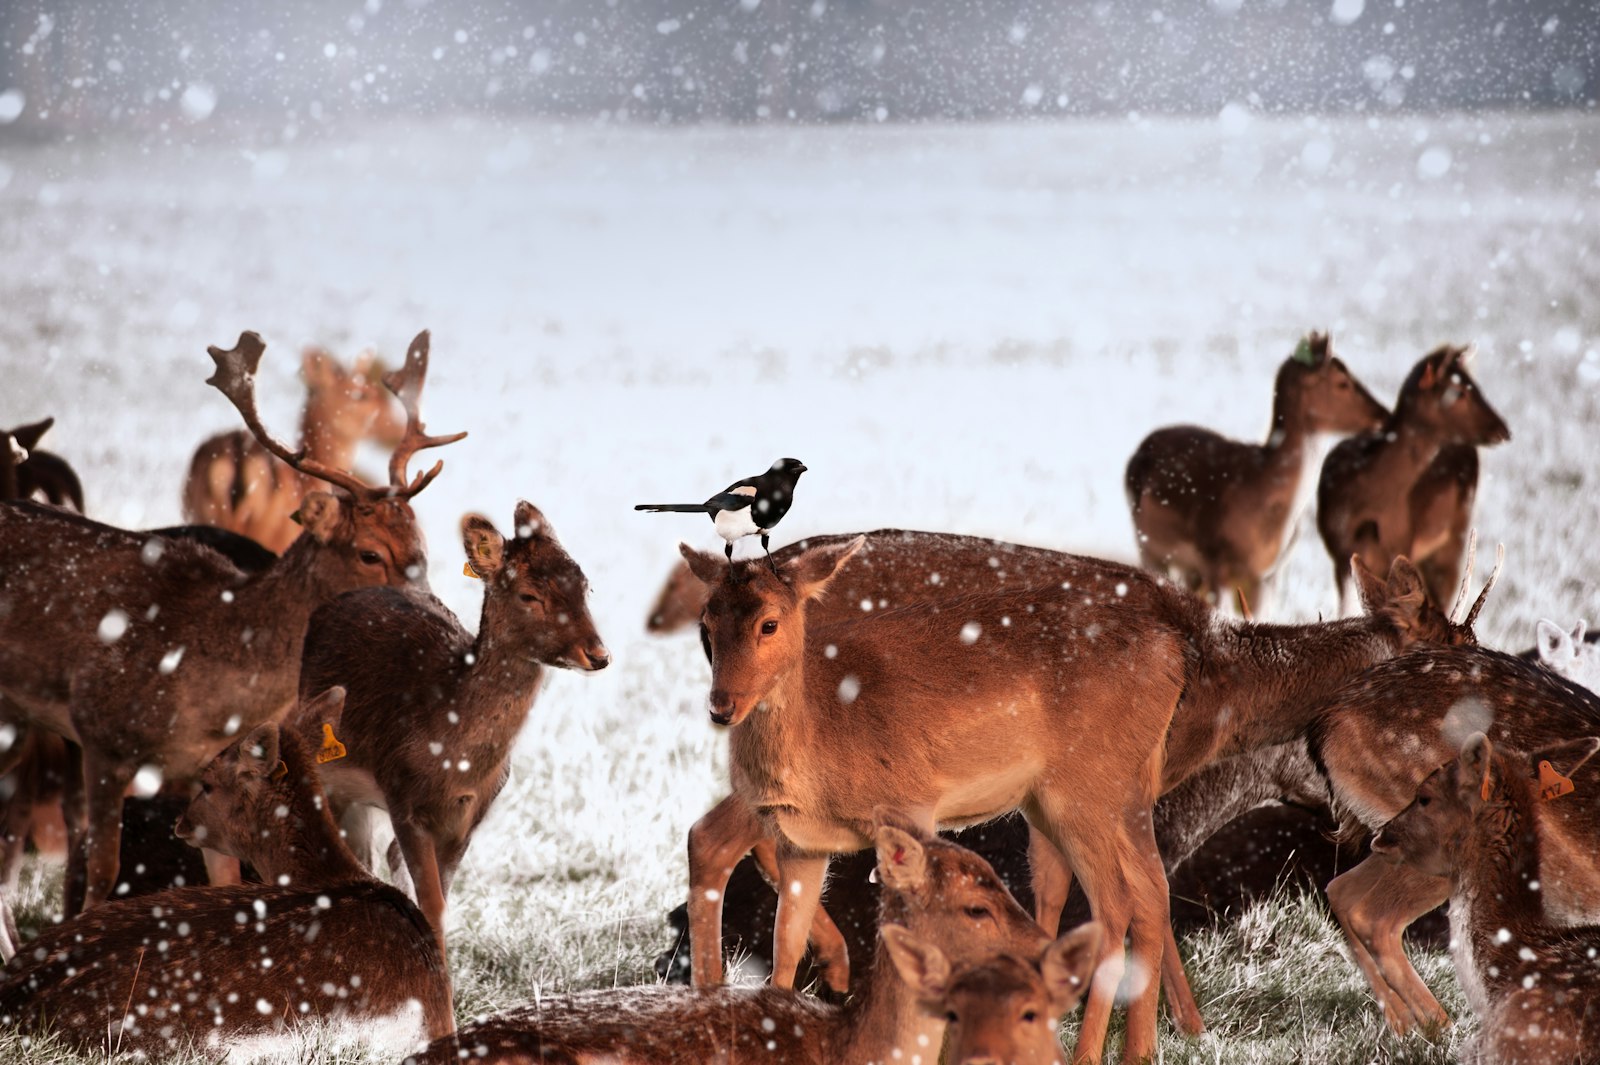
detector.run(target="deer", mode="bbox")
[1126,331,1387,613]
[1305,635,1600,1038]
[1370,733,1600,1065]
[290,501,609,964]
[0,692,454,1057]
[402,814,1051,1065]
[1531,618,1600,693]
[1317,343,1510,611]
[679,534,1482,1061]
[0,328,463,913]
[887,923,1102,1065]
[182,344,406,554]
[1,416,84,511]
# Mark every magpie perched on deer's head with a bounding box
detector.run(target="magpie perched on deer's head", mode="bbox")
[635,457,807,565]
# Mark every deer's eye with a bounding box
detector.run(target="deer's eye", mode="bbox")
[760,620,779,637]
[1021,1009,1039,1023]
[1418,795,1431,808]
[359,550,382,565]
[964,905,991,920]
[944,1010,959,1023]
[520,593,541,605]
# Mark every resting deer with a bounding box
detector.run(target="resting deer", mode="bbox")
[1,416,84,511]
[1307,636,1600,1037]
[1317,343,1510,609]
[292,502,608,962]
[1531,618,1600,693]
[887,923,1102,1065]
[0,694,454,1056]
[1371,733,1600,1065]
[0,329,462,911]
[1126,331,1386,612]
[403,815,1050,1065]
[183,345,405,554]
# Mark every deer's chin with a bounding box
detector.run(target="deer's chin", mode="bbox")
[172,815,199,845]
[709,699,760,728]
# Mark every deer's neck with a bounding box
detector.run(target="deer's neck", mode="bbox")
[1263,391,1312,467]
[299,402,363,473]
[1370,417,1450,490]
[1165,615,1400,786]
[1460,784,1547,986]
[454,598,548,750]
[250,746,372,886]
[222,543,336,672]
[729,654,819,798]
[830,938,946,1060]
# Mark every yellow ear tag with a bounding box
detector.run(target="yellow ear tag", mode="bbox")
[463,560,481,579]
[269,760,288,782]
[1538,760,1576,802]
[316,723,348,765]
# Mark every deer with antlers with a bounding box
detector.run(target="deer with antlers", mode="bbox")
[1126,332,1387,612]
[0,329,462,912]
[182,345,406,554]
[1317,343,1510,610]
[0,692,454,1056]
[290,502,609,962]
[403,814,1050,1065]
[1371,733,1600,1065]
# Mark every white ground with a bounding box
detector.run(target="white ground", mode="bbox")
[1,111,1598,1061]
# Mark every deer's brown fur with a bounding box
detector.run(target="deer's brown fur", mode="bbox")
[404,817,1049,1065]
[0,704,453,1056]
[293,502,607,962]
[1317,344,1510,608]
[183,347,405,554]
[2,417,84,512]
[1127,332,1386,609]
[1371,734,1600,1064]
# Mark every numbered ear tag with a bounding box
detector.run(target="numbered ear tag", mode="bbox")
[1539,760,1576,802]
[463,561,482,579]
[269,760,288,782]
[316,723,348,764]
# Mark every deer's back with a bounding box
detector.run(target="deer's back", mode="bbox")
[0,880,450,1055]
[1127,425,1263,513]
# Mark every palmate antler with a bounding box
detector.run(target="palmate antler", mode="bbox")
[206,330,465,501]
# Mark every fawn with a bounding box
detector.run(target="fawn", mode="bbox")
[1372,733,1600,1065]
[1308,641,1600,1036]
[1317,344,1510,610]
[887,922,1102,1065]
[403,815,1050,1065]
[1532,619,1600,693]
[0,693,453,1057]
[1126,332,1386,612]
[0,329,463,911]
[183,344,406,554]
[292,502,608,963]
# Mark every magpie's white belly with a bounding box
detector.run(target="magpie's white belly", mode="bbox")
[714,505,761,543]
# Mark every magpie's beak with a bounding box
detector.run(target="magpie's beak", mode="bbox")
[795,463,807,474]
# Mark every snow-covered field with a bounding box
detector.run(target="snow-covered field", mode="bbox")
[2,111,1599,1062]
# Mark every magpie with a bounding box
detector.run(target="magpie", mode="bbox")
[635,458,807,563]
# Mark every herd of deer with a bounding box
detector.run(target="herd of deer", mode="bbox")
[0,327,1596,1065]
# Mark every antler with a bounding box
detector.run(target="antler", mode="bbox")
[1448,529,1478,624]
[205,332,387,500]
[381,330,468,500]
[1462,542,1504,633]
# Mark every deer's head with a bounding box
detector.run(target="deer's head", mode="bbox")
[1397,345,1511,446]
[462,502,609,671]
[681,534,864,726]
[1281,332,1388,435]
[301,347,407,448]
[646,558,709,635]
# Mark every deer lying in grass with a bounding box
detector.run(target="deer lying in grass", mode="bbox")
[0,693,453,1056]
[888,923,1102,1065]
[1,416,84,511]
[1126,332,1386,611]
[1317,343,1510,609]
[403,815,1049,1065]
[292,502,608,962]
[183,344,405,554]
[1371,733,1600,1065]
[1307,638,1600,1037]
[1531,619,1600,692]
[0,329,462,911]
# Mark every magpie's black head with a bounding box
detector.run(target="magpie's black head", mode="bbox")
[770,457,807,477]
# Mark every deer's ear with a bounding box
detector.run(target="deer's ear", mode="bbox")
[1538,619,1574,665]
[1459,732,1494,803]
[300,347,341,389]
[881,925,951,1002]
[301,685,346,727]
[679,543,726,586]
[874,824,928,893]
[462,513,506,578]
[512,500,555,543]
[295,491,346,544]
[239,724,281,778]
[1352,555,1387,613]
[785,535,864,602]
[11,417,54,452]
[1375,557,1428,633]
[1042,923,1102,1015]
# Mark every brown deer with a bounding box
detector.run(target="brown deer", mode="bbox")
[1371,733,1600,1065]
[1307,640,1600,1037]
[292,502,609,962]
[681,536,1478,1061]
[887,923,1102,1065]
[0,329,463,911]
[0,693,454,1056]
[1317,343,1510,609]
[1,416,84,511]
[402,815,1050,1065]
[1126,332,1387,611]
[183,345,406,554]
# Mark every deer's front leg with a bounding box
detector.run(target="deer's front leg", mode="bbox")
[752,835,851,993]
[771,841,830,990]
[687,794,764,988]
[78,751,133,910]
[391,815,450,963]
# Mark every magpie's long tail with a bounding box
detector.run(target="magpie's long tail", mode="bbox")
[634,503,712,513]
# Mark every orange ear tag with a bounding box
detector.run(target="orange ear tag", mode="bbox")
[316,723,348,765]
[269,760,289,782]
[1539,760,1576,802]
[463,561,481,579]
